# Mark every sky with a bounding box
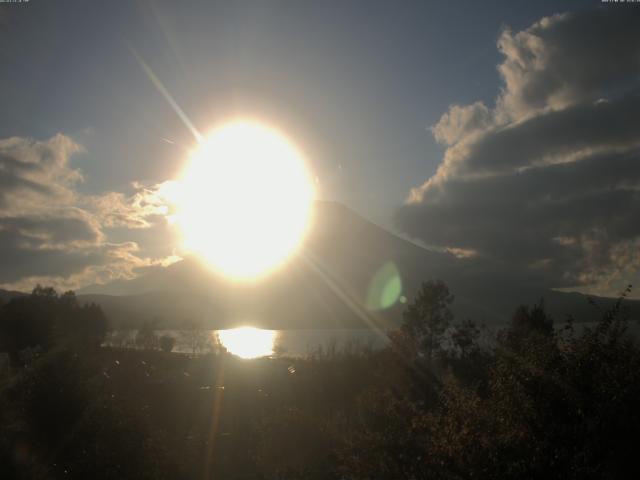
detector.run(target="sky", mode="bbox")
[1,0,639,296]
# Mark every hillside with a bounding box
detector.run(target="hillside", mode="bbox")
[67,202,638,329]
[1,203,636,329]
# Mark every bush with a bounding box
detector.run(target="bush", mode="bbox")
[159,335,176,353]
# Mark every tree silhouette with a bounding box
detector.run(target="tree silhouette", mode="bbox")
[135,319,160,350]
[0,286,107,363]
[397,280,454,363]
[181,320,210,355]
[159,334,176,353]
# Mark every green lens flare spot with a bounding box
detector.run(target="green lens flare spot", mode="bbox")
[366,261,402,311]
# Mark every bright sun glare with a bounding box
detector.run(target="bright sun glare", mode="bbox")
[172,121,314,279]
[218,327,278,359]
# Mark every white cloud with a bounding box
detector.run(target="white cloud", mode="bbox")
[0,133,177,291]
[431,102,493,146]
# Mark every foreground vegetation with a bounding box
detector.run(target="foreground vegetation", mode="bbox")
[0,282,638,479]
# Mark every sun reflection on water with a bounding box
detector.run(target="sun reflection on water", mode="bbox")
[217,327,278,359]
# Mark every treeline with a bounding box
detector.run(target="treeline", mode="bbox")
[0,286,107,363]
[0,282,639,479]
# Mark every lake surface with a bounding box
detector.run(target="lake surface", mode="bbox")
[104,328,392,357]
[103,319,640,358]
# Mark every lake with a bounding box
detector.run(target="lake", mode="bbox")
[103,319,640,358]
[103,328,392,358]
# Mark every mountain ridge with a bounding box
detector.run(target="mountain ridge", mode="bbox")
[4,202,639,328]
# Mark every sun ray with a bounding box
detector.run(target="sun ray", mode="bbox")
[128,44,203,143]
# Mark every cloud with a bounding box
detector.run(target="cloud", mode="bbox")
[496,9,640,120]
[431,102,492,146]
[0,134,176,291]
[83,188,170,229]
[397,7,640,295]
[0,134,82,210]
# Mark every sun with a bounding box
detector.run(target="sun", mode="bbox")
[173,120,314,279]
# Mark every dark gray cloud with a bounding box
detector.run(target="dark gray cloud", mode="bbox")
[497,7,640,119]
[463,95,640,176]
[0,213,101,247]
[397,7,640,295]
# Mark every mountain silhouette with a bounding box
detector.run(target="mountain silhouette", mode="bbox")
[51,201,640,328]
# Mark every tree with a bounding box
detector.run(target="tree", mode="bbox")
[181,320,210,355]
[450,318,481,357]
[397,280,454,363]
[135,320,160,350]
[0,286,107,363]
[512,300,553,336]
[413,290,640,479]
[159,334,176,353]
